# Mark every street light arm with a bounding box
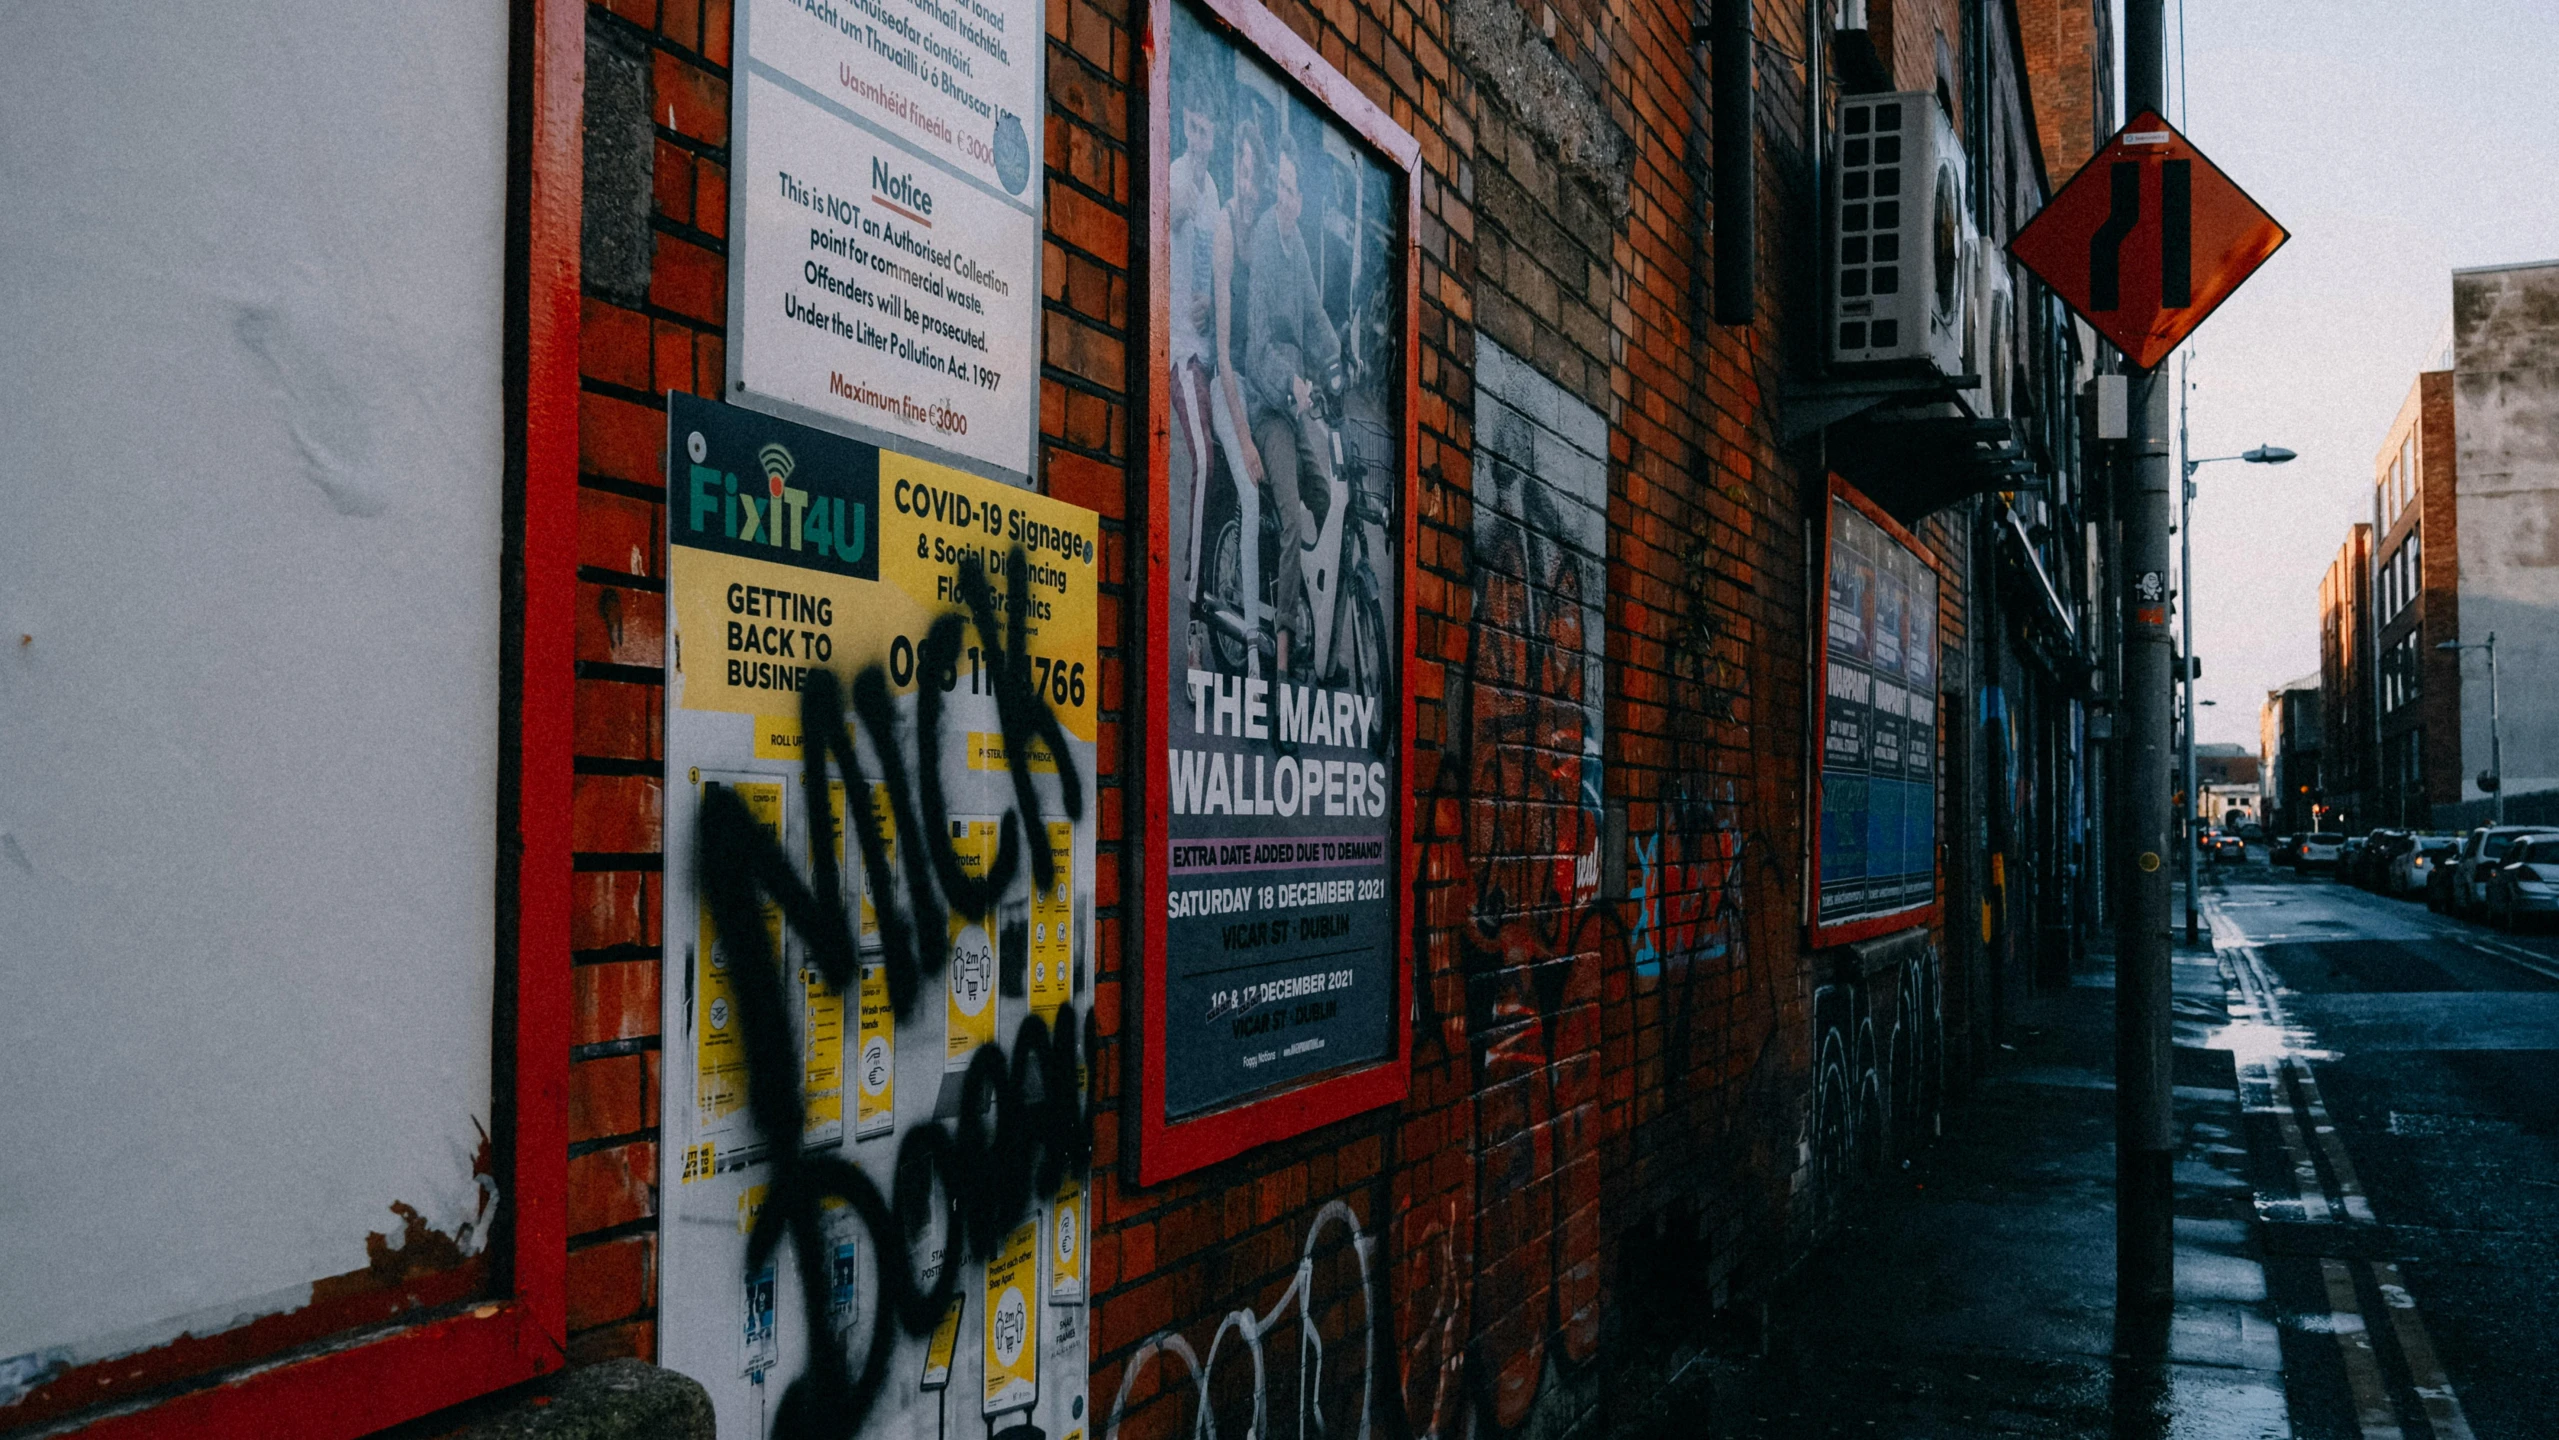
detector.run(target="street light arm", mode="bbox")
[2184,446,2297,477]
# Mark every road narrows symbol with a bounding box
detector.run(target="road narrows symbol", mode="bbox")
[2008,110,2285,367]
[2091,163,2141,311]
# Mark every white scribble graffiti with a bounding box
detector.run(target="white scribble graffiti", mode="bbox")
[1106,1201,1378,1440]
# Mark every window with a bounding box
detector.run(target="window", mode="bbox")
[2383,631,2424,713]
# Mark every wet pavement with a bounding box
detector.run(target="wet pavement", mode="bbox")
[2203,857,2559,1439]
[1706,938,2289,1438]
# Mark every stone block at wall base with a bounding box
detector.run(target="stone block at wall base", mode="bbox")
[446,1360,712,1440]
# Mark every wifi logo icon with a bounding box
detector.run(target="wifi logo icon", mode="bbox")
[758,443,796,499]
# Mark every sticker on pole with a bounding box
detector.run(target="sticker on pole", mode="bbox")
[2007,110,2286,370]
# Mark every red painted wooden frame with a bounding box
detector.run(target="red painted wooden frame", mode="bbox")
[1806,475,1947,950]
[1133,0,1422,1184]
[48,1,580,1432]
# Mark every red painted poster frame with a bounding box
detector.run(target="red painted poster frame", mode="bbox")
[1134,0,1421,1184]
[47,1,579,1432]
[1806,475,1947,949]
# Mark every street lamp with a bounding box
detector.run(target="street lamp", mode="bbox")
[2436,632,2503,824]
[2178,442,2296,946]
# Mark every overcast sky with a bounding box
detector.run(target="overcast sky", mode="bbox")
[2129,1,2559,748]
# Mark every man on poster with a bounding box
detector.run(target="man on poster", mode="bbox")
[1245,149,1342,667]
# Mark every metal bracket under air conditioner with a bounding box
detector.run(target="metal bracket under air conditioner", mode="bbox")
[1778,371,1981,444]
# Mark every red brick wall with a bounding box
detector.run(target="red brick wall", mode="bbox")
[553,0,2010,1431]
[2017,0,2107,184]
[561,0,731,1365]
[2417,370,2462,811]
[2320,524,2374,816]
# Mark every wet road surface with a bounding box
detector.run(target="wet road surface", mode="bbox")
[2202,860,2559,1439]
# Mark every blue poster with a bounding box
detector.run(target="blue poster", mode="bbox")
[1818,493,1939,929]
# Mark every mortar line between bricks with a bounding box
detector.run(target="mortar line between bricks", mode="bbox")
[579,471,673,504]
[570,1128,662,1161]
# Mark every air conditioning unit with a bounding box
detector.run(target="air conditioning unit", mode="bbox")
[1828,91,1970,376]
[1968,241,2015,418]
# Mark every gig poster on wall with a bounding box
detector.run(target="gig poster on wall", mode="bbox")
[1137,0,1421,1181]
[1812,477,1943,945]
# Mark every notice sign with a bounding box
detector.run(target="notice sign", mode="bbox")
[730,0,1042,482]
[1812,479,1941,943]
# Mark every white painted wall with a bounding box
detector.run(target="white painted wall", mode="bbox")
[2451,262,2559,801]
[0,2,509,1386]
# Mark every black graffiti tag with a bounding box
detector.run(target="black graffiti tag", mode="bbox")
[695,546,1093,1440]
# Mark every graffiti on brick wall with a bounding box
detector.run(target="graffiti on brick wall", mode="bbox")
[1626,776,1746,979]
[1103,1200,1381,1440]
[690,549,1095,1440]
[1805,944,1940,1232]
[1380,343,1767,1440]
[1439,343,1610,1433]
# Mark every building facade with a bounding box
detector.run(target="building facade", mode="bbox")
[2447,260,2559,810]
[0,0,2117,1434]
[2307,261,2557,833]
[2372,368,2463,827]
[2195,742,2257,829]
[2261,673,2323,835]
[2319,525,2374,827]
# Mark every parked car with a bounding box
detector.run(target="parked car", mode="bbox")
[2428,842,2461,910]
[2355,829,2414,890]
[2486,835,2559,931]
[2272,834,2302,868]
[2298,832,2347,870]
[2338,835,2368,878]
[2393,836,2460,898]
[2451,826,2548,917]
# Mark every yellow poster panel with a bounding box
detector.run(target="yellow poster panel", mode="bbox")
[920,1294,965,1392]
[982,1217,1040,1416]
[855,959,895,1139]
[801,964,844,1145]
[944,819,1002,1070]
[1048,1177,1084,1303]
[674,457,1100,747]
[879,451,1098,745]
[798,783,849,1147]
[697,780,786,1139]
[1030,820,1073,1021]
[857,782,896,941]
[671,547,922,718]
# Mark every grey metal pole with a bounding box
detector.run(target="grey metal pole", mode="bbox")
[2180,364,2200,947]
[2118,0,2177,1317]
[2181,469,2199,945]
[2489,632,2503,825]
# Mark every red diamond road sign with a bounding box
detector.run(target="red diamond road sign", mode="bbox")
[2007,110,2287,371]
